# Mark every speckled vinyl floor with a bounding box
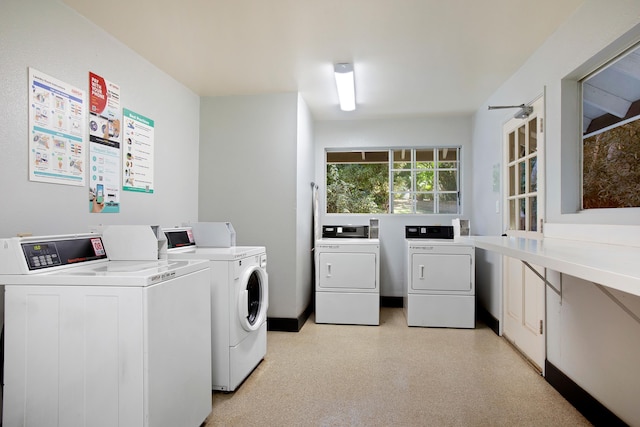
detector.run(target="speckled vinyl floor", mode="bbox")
[204,307,590,426]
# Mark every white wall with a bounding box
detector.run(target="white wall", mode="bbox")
[0,0,201,239]
[199,93,313,319]
[295,94,315,316]
[314,116,472,297]
[471,0,640,424]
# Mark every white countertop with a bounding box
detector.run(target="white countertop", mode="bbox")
[467,236,640,297]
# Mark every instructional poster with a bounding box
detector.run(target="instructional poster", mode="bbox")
[122,108,154,193]
[28,68,86,185]
[88,72,121,213]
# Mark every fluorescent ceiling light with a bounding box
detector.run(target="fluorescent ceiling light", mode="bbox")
[334,63,356,111]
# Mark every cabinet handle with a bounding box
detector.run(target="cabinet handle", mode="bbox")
[327,263,332,277]
[419,265,424,279]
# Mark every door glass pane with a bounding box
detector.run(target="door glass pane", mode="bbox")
[518,125,526,158]
[415,193,434,214]
[509,199,516,230]
[529,196,538,231]
[519,161,526,194]
[438,193,458,214]
[509,165,515,196]
[529,118,538,154]
[529,157,537,192]
[519,198,526,230]
[437,170,457,191]
[392,192,412,213]
[509,131,515,162]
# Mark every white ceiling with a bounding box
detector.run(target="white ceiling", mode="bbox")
[62,0,585,120]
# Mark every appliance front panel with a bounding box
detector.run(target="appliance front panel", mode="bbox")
[318,252,376,290]
[410,253,471,292]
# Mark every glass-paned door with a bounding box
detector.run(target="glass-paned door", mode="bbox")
[503,97,544,237]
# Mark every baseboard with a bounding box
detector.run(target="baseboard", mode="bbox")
[381,296,403,308]
[477,306,500,336]
[267,303,313,332]
[545,360,627,426]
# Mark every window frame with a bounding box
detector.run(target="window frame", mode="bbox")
[325,147,462,215]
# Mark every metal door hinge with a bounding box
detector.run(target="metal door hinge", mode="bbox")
[539,118,544,133]
[539,320,544,335]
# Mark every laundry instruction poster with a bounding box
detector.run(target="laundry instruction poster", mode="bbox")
[122,108,154,194]
[28,68,86,186]
[88,72,121,213]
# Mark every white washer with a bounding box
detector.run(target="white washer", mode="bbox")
[315,225,380,325]
[405,226,475,328]
[0,231,212,427]
[164,227,268,391]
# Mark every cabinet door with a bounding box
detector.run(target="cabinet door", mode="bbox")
[411,253,471,291]
[318,252,376,290]
[503,256,545,372]
[3,285,144,427]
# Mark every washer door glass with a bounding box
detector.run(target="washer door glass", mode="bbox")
[238,266,268,331]
[246,271,261,325]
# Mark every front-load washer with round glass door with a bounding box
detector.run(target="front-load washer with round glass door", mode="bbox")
[0,230,212,427]
[164,227,268,391]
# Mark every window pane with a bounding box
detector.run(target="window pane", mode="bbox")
[438,148,457,168]
[438,170,457,191]
[415,170,434,192]
[393,170,412,192]
[326,163,389,214]
[519,198,526,230]
[438,193,458,214]
[327,151,389,163]
[392,192,413,213]
[415,193,434,214]
[518,161,526,194]
[416,149,434,169]
[393,149,411,169]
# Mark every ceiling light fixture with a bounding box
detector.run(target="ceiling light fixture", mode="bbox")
[334,63,356,111]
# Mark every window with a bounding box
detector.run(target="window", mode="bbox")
[325,148,461,214]
[581,43,640,209]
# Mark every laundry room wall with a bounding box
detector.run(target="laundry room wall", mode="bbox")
[314,116,473,298]
[470,0,640,424]
[0,0,201,239]
[199,93,314,322]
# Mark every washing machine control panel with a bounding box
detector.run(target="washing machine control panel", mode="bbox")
[21,237,108,270]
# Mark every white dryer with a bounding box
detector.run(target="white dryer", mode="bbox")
[164,226,268,391]
[0,228,212,427]
[404,225,475,328]
[315,225,380,325]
